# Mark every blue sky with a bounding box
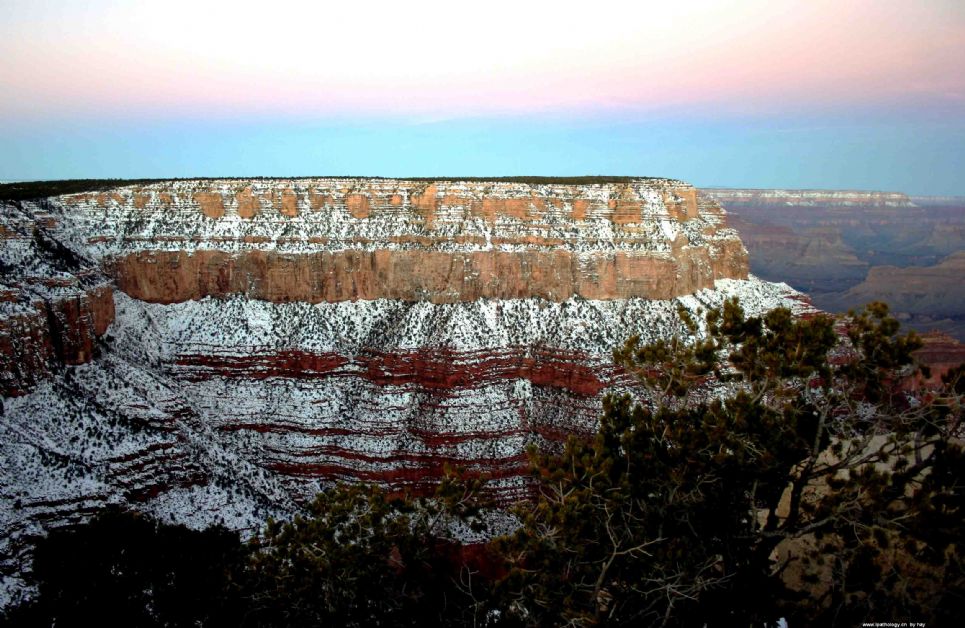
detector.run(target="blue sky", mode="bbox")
[4,112,962,195]
[2,0,963,194]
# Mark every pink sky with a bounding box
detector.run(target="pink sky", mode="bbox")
[3,0,963,121]
[3,1,964,194]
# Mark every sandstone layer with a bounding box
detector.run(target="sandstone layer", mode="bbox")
[45,178,748,303]
[105,246,747,304]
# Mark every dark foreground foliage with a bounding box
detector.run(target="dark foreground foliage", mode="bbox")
[239,476,494,627]
[2,509,246,627]
[2,302,962,627]
[0,179,167,201]
[499,301,963,626]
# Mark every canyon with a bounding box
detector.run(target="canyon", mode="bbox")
[703,188,965,340]
[1,177,810,605]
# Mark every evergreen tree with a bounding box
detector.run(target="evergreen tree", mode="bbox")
[2,508,245,627]
[237,473,492,627]
[497,301,963,626]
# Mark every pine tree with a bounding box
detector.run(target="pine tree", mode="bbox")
[497,301,963,626]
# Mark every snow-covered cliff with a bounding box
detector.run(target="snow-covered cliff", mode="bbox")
[1,178,806,607]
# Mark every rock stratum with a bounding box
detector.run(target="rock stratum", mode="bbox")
[64,179,748,304]
[1,177,801,606]
[703,188,965,341]
[0,203,115,396]
[701,188,915,208]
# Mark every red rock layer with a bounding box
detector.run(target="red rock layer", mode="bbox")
[174,347,607,395]
[107,245,746,304]
[48,285,115,364]
[169,343,637,502]
[0,285,115,396]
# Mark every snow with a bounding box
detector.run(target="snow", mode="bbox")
[26,178,738,258]
[0,179,815,609]
[112,276,806,360]
[1,276,808,578]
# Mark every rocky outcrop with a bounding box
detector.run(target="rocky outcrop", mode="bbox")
[0,286,114,396]
[0,203,115,396]
[41,178,748,303]
[0,305,54,398]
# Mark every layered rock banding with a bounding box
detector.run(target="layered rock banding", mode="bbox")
[701,188,916,208]
[702,187,965,340]
[0,202,115,396]
[64,179,748,304]
[2,177,809,606]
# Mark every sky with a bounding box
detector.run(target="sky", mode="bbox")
[1,0,963,194]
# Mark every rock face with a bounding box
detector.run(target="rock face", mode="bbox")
[107,246,747,304]
[2,177,790,606]
[52,179,748,303]
[703,188,965,341]
[0,202,115,396]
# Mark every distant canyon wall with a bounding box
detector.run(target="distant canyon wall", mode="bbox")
[701,188,915,208]
[700,187,965,340]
